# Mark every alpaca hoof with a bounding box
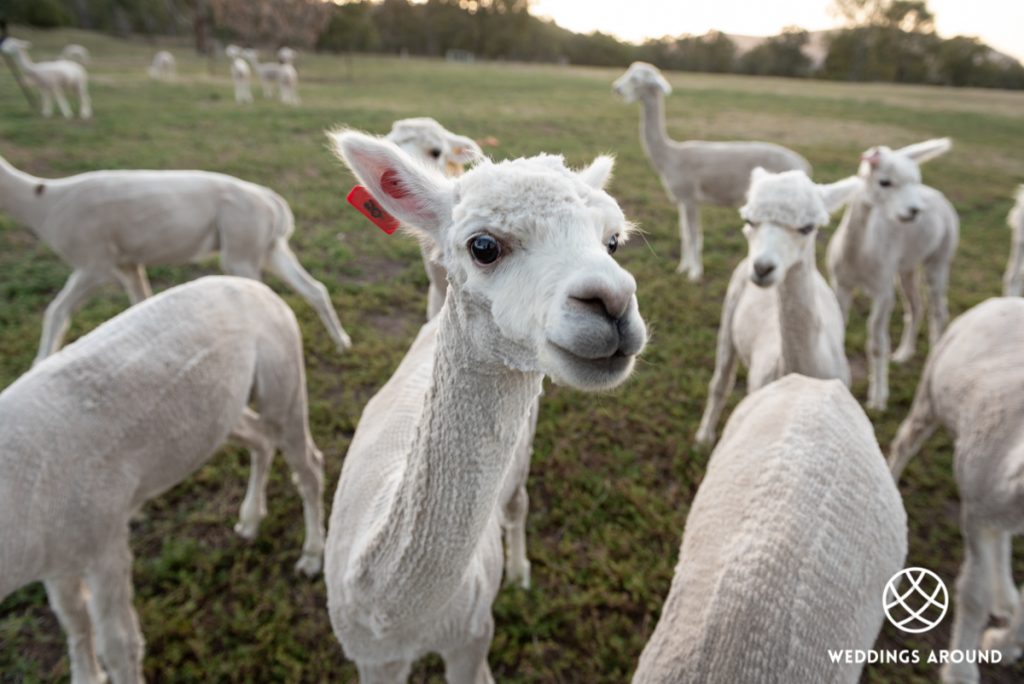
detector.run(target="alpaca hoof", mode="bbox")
[982,627,1023,662]
[694,427,715,446]
[866,396,888,412]
[337,333,353,353]
[675,262,688,275]
[234,519,259,540]
[505,561,531,590]
[891,347,915,364]
[295,552,323,577]
[687,267,703,283]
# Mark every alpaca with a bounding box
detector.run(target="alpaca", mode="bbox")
[0,153,351,363]
[889,297,1024,684]
[695,168,860,445]
[637,375,907,683]
[386,117,484,320]
[1004,185,1024,297]
[827,138,958,411]
[385,117,538,587]
[0,37,91,119]
[147,50,175,81]
[0,276,325,684]
[612,61,810,281]
[60,44,90,64]
[225,45,253,103]
[242,48,288,101]
[278,62,300,106]
[325,130,647,681]
[278,47,297,64]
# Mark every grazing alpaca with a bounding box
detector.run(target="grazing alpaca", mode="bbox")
[0,37,91,119]
[225,45,253,104]
[638,375,907,683]
[1005,185,1023,297]
[827,138,958,411]
[0,153,351,362]
[889,297,1024,684]
[695,168,859,445]
[147,50,175,80]
[60,44,90,64]
[0,277,325,684]
[242,48,297,104]
[386,117,537,587]
[612,61,810,281]
[325,131,647,681]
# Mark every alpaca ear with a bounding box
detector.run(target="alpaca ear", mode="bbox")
[445,133,483,165]
[578,155,615,189]
[818,176,863,214]
[896,137,952,165]
[330,129,454,237]
[858,147,884,176]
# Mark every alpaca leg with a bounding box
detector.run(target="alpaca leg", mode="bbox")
[675,202,702,282]
[943,520,997,684]
[45,576,106,684]
[503,482,530,589]
[892,270,923,364]
[77,78,92,119]
[442,616,495,684]
[1005,222,1023,297]
[357,660,412,684]
[924,256,952,346]
[277,427,325,577]
[887,386,937,480]
[40,89,54,117]
[35,269,111,364]
[865,292,894,411]
[989,531,1019,621]
[982,558,1024,665]
[266,239,352,351]
[695,343,738,446]
[831,278,853,325]
[229,408,274,540]
[53,88,74,119]
[114,265,152,305]
[85,539,144,684]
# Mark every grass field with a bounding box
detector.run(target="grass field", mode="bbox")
[1,26,1023,684]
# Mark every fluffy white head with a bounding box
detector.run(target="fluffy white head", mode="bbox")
[225,44,243,59]
[742,168,862,287]
[278,47,296,64]
[612,62,672,104]
[0,37,30,56]
[387,118,483,177]
[330,130,646,390]
[858,138,952,224]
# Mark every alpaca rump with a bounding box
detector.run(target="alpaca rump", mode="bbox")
[0,277,325,683]
[637,376,907,684]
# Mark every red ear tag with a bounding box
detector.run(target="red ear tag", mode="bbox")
[347,186,400,235]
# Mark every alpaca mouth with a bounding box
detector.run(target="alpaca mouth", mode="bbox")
[545,341,634,388]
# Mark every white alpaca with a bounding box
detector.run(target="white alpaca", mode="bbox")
[827,138,958,411]
[60,44,90,64]
[278,62,300,106]
[147,50,176,81]
[637,375,907,683]
[385,117,539,587]
[0,153,351,363]
[325,131,647,682]
[0,276,325,684]
[0,37,91,119]
[1004,185,1024,297]
[278,47,297,64]
[225,45,253,104]
[889,297,1024,684]
[386,117,484,320]
[695,168,860,445]
[242,48,292,102]
[612,61,810,281]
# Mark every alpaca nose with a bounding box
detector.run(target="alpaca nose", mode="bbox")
[907,207,920,219]
[753,260,776,280]
[568,276,635,321]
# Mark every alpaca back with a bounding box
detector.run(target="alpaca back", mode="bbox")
[634,375,906,684]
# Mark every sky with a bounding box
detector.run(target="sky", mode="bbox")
[529,0,1024,62]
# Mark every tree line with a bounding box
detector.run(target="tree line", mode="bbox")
[7,0,1024,90]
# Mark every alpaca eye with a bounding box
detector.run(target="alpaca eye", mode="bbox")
[429,148,442,159]
[797,224,815,235]
[879,179,892,188]
[469,234,501,265]
[607,234,619,254]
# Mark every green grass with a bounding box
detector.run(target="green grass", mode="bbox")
[1,26,1023,683]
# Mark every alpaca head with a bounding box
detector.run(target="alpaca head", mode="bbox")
[226,44,243,59]
[0,37,29,56]
[387,118,483,178]
[742,168,862,287]
[331,130,647,390]
[858,138,952,224]
[278,47,296,64]
[613,62,672,104]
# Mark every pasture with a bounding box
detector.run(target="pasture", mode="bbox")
[1,26,1023,683]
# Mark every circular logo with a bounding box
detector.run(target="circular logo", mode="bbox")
[883,567,949,633]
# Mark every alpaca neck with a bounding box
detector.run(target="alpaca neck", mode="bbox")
[835,194,875,255]
[352,295,542,628]
[0,156,46,229]
[9,48,36,74]
[776,248,824,377]
[638,91,672,170]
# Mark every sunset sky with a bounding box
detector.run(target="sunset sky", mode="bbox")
[529,0,1024,62]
